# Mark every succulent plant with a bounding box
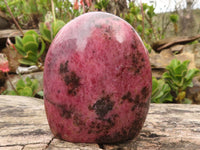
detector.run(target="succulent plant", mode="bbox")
[39,20,65,43]
[163,59,200,103]
[15,30,45,66]
[151,77,173,103]
[4,77,39,97]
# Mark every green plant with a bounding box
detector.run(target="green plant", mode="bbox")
[143,42,152,53]
[124,2,158,43]
[188,40,199,45]
[39,1,66,44]
[14,30,45,66]
[170,14,179,35]
[95,0,110,11]
[124,2,140,29]
[3,77,39,97]
[1,0,78,27]
[39,17,65,43]
[36,90,44,98]
[151,77,173,103]
[163,59,200,103]
[170,14,178,23]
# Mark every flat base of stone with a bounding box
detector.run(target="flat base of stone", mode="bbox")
[0,95,200,150]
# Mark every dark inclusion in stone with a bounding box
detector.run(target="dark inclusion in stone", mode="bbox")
[131,45,146,75]
[59,61,81,96]
[58,105,75,119]
[121,91,133,103]
[141,86,149,99]
[45,96,75,120]
[95,128,133,144]
[89,95,115,119]
[63,71,80,96]
[59,61,69,73]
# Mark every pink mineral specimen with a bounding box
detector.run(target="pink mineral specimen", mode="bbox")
[43,12,152,143]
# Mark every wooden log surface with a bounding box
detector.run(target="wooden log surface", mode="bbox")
[0,95,200,150]
[0,29,39,39]
[0,29,39,49]
[151,34,200,52]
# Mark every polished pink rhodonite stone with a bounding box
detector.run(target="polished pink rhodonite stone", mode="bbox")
[43,12,152,143]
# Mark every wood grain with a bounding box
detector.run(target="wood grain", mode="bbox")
[0,95,200,150]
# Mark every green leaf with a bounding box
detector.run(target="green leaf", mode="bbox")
[130,5,140,15]
[18,86,33,97]
[37,90,44,97]
[185,69,200,81]
[152,77,158,95]
[31,79,39,95]
[15,44,26,56]
[37,38,46,58]
[15,36,23,47]
[39,22,52,43]
[52,20,65,38]
[172,77,184,88]
[185,81,193,88]
[18,58,37,66]
[129,2,134,8]
[137,25,143,33]
[23,35,36,43]
[183,98,192,104]
[23,40,39,53]
[26,77,32,87]
[24,30,39,38]
[15,36,26,56]
[136,14,142,21]
[23,31,39,53]
[16,79,25,91]
[169,59,178,67]
[142,3,148,11]
[151,77,173,103]
[18,50,38,66]
[94,0,110,10]
[147,5,155,18]
[127,13,135,24]
[24,51,38,62]
[182,60,190,67]
[162,83,171,92]
[170,14,179,23]
[7,90,17,95]
[174,65,188,76]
